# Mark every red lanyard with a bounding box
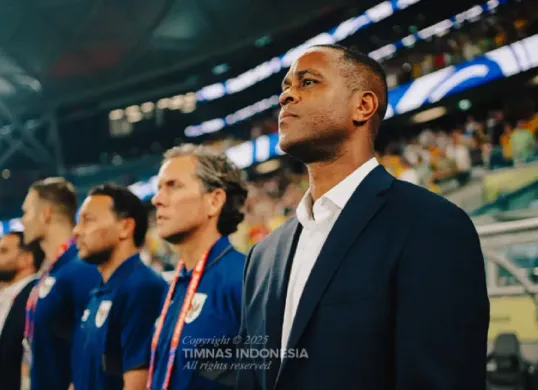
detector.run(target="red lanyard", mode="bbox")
[24,239,72,342]
[146,246,213,390]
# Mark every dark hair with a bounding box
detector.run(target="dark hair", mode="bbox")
[6,231,46,272]
[30,177,77,224]
[88,183,149,248]
[312,44,389,127]
[163,144,248,236]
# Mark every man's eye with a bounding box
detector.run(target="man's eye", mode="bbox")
[302,79,316,87]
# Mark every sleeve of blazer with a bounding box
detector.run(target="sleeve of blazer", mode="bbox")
[235,245,262,390]
[396,205,490,390]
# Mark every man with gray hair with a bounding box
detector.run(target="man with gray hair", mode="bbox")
[147,144,248,390]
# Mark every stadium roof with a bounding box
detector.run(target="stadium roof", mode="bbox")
[0,0,369,121]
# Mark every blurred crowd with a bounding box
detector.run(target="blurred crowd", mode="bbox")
[383,0,538,88]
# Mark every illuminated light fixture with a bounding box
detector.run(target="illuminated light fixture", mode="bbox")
[181,93,197,113]
[126,105,140,116]
[157,98,170,109]
[255,35,271,47]
[185,92,196,103]
[531,74,538,85]
[412,107,447,123]
[170,95,185,110]
[212,63,230,75]
[109,109,124,120]
[141,102,155,113]
[182,104,196,114]
[126,111,143,123]
[458,99,472,111]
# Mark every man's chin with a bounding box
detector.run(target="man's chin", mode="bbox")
[279,133,343,164]
[80,248,113,266]
[161,230,189,245]
[24,235,42,247]
[279,139,321,164]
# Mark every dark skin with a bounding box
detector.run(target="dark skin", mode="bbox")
[279,47,380,202]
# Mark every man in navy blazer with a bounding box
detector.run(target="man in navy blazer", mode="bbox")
[236,44,489,390]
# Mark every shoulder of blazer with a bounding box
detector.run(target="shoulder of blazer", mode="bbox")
[391,179,473,236]
[253,216,299,254]
[392,179,464,213]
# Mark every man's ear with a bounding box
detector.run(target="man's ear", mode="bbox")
[351,90,379,126]
[41,204,53,225]
[119,218,136,241]
[207,188,227,218]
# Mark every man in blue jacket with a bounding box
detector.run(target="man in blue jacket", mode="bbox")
[147,144,248,390]
[72,183,167,390]
[20,177,101,390]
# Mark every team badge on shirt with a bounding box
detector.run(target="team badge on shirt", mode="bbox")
[95,301,113,328]
[38,276,56,298]
[185,293,207,324]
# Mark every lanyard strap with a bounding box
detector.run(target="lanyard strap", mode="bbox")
[24,239,72,342]
[146,245,213,390]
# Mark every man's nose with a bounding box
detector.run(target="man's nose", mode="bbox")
[279,88,298,107]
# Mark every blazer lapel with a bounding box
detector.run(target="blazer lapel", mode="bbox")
[265,218,302,387]
[276,165,395,384]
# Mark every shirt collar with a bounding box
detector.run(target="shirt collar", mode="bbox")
[96,253,142,293]
[52,242,78,272]
[296,157,379,227]
[178,236,232,280]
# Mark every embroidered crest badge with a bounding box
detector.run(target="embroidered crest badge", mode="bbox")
[95,300,113,328]
[185,293,208,324]
[38,277,56,298]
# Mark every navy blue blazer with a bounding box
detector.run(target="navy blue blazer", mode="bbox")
[236,165,489,390]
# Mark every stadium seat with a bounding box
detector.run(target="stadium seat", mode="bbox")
[486,333,533,390]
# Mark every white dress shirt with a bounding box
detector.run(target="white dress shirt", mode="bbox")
[0,275,35,336]
[280,158,379,352]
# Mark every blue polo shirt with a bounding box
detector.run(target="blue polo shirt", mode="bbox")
[149,236,245,390]
[30,243,101,390]
[72,254,167,390]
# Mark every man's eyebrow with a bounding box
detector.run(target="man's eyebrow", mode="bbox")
[281,69,323,89]
[298,69,323,78]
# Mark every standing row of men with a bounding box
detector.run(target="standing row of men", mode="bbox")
[0,44,489,390]
[0,143,249,390]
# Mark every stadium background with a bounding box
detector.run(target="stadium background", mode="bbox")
[1,0,538,386]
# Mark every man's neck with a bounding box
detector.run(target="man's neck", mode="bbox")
[175,226,222,271]
[307,145,374,202]
[12,270,33,284]
[99,245,139,283]
[41,224,74,265]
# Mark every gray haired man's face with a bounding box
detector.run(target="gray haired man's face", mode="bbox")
[151,156,219,244]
